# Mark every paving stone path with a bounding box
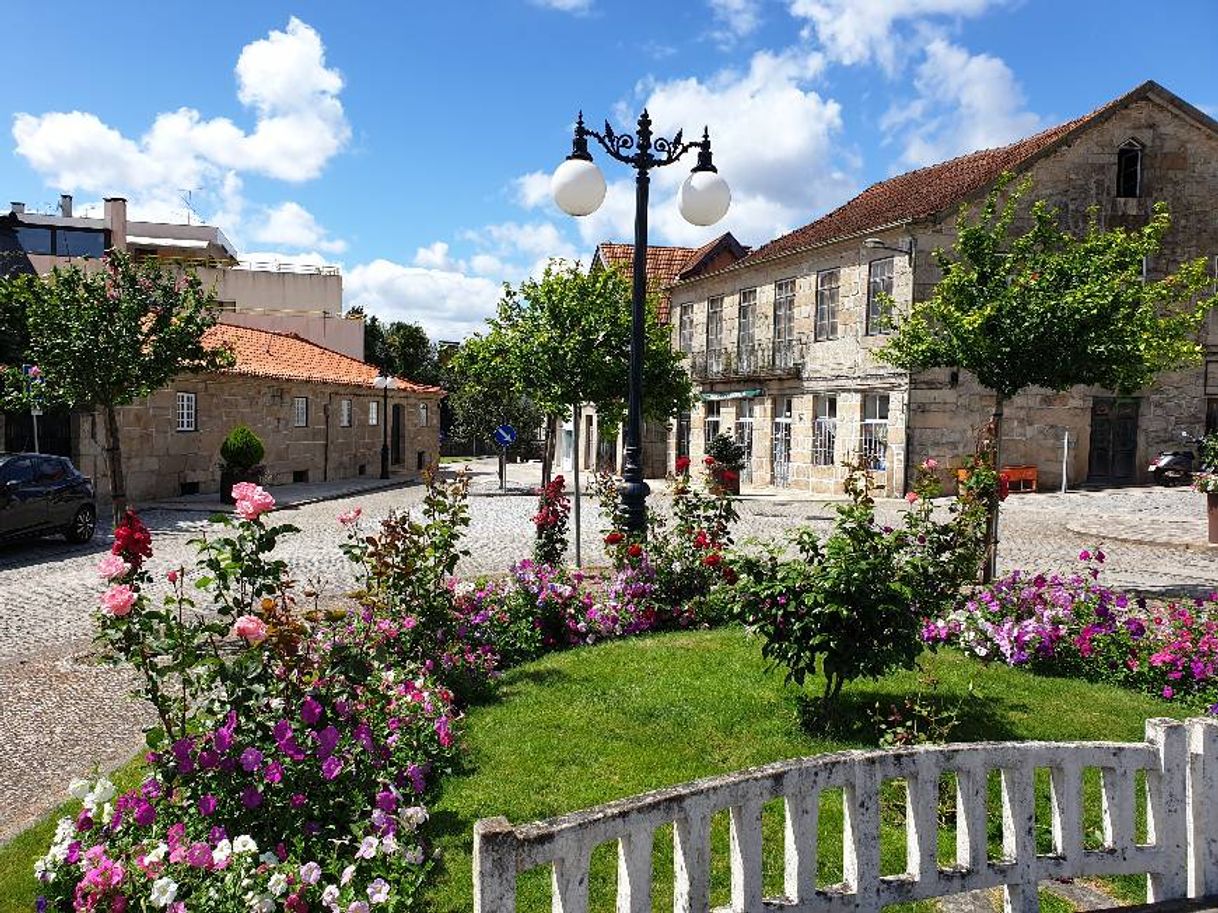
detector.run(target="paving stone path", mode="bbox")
[1,459,1215,845]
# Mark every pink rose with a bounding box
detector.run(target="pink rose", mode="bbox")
[96,554,129,581]
[232,615,268,645]
[337,507,362,527]
[905,491,919,503]
[166,570,179,584]
[231,483,275,521]
[923,458,939,470]
[100,585,136,617]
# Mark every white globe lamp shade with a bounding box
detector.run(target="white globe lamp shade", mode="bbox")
[552,158,606,217]
[678,170,731,226]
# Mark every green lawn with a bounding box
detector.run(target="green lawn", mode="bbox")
[426,628,1178,913]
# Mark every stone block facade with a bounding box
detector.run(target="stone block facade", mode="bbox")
[666,85,1218,495]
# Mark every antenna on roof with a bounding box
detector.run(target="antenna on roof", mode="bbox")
[178,189,204,225]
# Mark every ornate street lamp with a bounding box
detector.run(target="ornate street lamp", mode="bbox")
[373,373,396,480]
[551,110,730,533]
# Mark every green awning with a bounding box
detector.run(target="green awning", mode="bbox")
[700,388,762,402]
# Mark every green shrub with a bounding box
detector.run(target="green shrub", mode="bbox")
[219,423,265,470]
[705,433,746,471]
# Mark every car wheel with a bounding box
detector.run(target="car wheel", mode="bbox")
[65,505,97,544]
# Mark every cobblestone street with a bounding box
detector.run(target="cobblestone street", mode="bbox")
[1,458,1216,842]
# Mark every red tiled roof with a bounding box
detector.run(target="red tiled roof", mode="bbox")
[595,242,700,288]
[203,324,443,394]
[733,80,1199,272]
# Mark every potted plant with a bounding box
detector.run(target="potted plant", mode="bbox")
[1195,471,1218,546]
[704,433,746,496]
[219,424,266,504]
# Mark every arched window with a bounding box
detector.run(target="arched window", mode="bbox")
[1117,139,1143,198]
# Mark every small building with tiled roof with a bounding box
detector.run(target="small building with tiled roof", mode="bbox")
[70,323,443,503]
[666,80,1218,496]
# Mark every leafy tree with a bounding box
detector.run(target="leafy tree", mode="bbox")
[1,252,230,523]
[364,315,441,386]
[879,175,1215,579]
[445,329,546,459]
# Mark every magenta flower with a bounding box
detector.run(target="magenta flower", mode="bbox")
[301,696,323,727]
[321,756,343,781]
[198,795,218,816]
[241,786,263,809]
[239,748,263,772]
[265,761,284,784]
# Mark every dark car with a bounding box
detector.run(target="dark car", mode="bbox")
[0,453,97,544]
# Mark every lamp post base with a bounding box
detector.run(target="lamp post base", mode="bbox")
[380,445,390,481]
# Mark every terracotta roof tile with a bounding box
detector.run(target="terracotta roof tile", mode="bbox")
[596,242,700,288]
[203,324,444,394]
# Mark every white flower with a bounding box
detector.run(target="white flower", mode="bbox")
[68,779,91,801]
[268,872,289,896]
[300,861,322,884]
[212,839,232,865]
[367,877,390,904]
[403,845,425,865]
[251,895,276,913]
[259,851,280,867]
[33,859,52,883]
[84,777,115,811]
[355,835,379,859]
[145,842,169,864]
[232,834,258,854]
[321,884,340,905]
[53,817,74,843]
[380,834,399,855]
[401,805,429,829]
[348,902,370,913]
[150,876,179,908]
[340,864,356,885]
[100,802,114,824]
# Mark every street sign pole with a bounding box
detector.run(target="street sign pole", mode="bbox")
[493,424,518,494]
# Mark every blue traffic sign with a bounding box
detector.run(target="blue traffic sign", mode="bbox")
[493,424,517,447]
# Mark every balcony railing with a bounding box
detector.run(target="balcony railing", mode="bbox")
[689,340,805,381]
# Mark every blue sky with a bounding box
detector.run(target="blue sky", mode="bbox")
[3,1,1216,339]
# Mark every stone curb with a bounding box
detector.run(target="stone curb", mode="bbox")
[1064,521,1216,553]
[140,477,420,514]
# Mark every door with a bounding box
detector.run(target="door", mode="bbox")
[37,456,75,528]
[391,404,404,466]
[1087,397,1139,483]
[0,456,46,534]
[772,397,792,488]
[735,399,754,484]
[584,414,594,469]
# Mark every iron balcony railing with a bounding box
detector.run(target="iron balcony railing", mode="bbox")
[688,339,806,381]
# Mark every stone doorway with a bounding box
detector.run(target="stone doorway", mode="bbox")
[391,404,404,466]
[1087,397,1139,484]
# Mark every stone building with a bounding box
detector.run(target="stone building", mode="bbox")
[666,80,1218,495]
[74,324,443,503]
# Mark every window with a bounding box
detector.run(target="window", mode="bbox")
[37,457,67,483]
[14,227,52,255]
[706,296,724,373]
[678,302,695,353]
[0,456,35,486]
[217,300,238,313]
[734,399,754,483]
[812,395,837,466]
[56,229,105,258]
[737,288,757,370]
[369,400,379,426]
[704,400,721,445]
[340,399,352,427]
[816,269,839,340]
[861,393,890,470]
[867,258,895,334]
[1117,140,1142,198]
[419,403,429,427]
[772,397,793,488]
[773,279,795,366]
[175,392,196,432]
[293,397,309,428]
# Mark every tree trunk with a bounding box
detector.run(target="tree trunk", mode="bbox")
[103,404,126,527]
[983,394,1006,584]
[572,402,582,567]
[541,415,557,487]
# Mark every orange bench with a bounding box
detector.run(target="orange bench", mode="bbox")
[954,465,1038,493]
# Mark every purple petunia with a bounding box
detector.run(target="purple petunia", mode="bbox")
[321,755,343,781]
[241,786,263,809]
[240,747,263,773]
[301,696,323,727]
[198,795,218,816]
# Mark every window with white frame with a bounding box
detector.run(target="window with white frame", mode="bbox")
[867,257,895,335]
[737,288,756,369]
[706,296,724,372]
[704,400,721,445]
[811,395,837,466]
[340,399,352,427]
[816,269,839,340]
[773,278,795,366]
[861,393,890,470]
[293,396,309,428]
[369,400,379,426]
[734,398,754,483]
[175,392,196,432]
[419,402,429,427]
[678,302,695,353]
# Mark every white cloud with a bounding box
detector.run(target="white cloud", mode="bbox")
[252,201,347,253]
[881,37,1041,167]
[344,259,504,341]
[708,0,764,45]
[530,0,593,11]
[513,171,553,209]
[12,17,348,244]
[413,241,456,270]
[788,0,1000,74]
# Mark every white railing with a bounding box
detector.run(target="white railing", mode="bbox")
[474,717,1218,913]
[234,258,341,276]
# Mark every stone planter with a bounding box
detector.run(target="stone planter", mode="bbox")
[1209,492,1218,546]
[220,466,265,504]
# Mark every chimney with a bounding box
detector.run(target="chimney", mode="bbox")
[104,197,127,252]
[59,194,73,218]
[10,202,24,214]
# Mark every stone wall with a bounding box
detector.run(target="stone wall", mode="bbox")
[75,374,442,504]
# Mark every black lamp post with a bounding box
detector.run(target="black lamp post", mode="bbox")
[374,373,394,479]
[552,110,731,533]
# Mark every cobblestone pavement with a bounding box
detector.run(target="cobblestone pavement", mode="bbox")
[1,459,1216,842]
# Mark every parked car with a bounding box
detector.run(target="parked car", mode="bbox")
[0,452,97,544]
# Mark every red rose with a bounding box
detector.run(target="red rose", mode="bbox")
[693,530,710,549]
[605,531,625,545]
[721,469,739,483]
[627,543,643,558]
[675,456,691,474]
[702,552,722,567]
[722,566,738,584]
[703,456,715,466]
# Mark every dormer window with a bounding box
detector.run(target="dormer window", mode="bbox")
[1117,139,1143,198]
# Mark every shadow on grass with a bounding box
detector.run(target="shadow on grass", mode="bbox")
[796,687,1024,746]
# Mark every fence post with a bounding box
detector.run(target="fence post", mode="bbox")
[474,816,519,913]
[1188,718,1218,899]
[1146,718,1188,902]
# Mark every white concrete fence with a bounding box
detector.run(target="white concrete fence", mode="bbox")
[474,717,1218,913]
